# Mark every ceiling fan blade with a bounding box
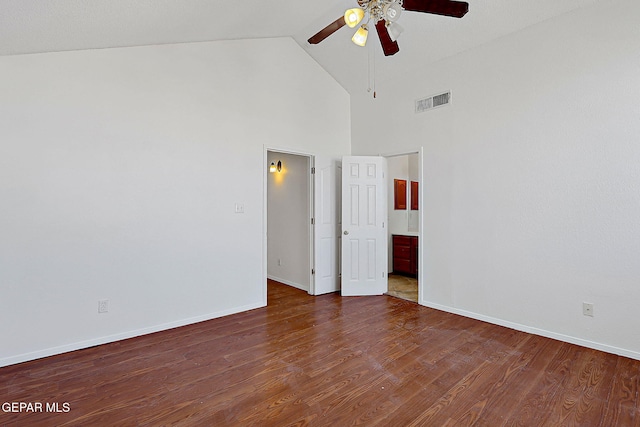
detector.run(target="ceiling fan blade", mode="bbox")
[308,17,347,44]
[375,20,400,56]
[403,0,469,18]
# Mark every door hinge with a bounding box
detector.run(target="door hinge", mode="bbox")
[382,271,386,278]
[311,217,315,225]
[311,167,315,174]
[312,268,315,275]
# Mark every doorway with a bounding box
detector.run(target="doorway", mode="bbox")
[385,152,421,303]
[266,151,313,294]
[264,150,421,303]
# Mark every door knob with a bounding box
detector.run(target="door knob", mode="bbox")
[344,230,349,235]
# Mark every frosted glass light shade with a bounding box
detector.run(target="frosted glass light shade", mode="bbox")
[383,2,402,21]
[387,22,404,42]
[344,8,365,28]
[352,25,368,47]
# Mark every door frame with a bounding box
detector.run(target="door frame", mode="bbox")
[263,145,316,300]
[263,145,423,302]
[379,147,424,304]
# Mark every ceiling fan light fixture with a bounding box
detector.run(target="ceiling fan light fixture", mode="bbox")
[383,1,402,22]
[386,21,404,42]
[352,24,369,47]
[344,8,365,28]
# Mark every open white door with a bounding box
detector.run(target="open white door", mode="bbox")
[313,156,341,295]
[341,156,387,296]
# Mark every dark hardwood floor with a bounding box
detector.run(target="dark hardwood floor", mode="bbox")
[1,280,639,426]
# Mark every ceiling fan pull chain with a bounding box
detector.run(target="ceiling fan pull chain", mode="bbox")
[373,42,377,98]
[367,41,377,99]
[367,41,372,94]
[371,41,376,99]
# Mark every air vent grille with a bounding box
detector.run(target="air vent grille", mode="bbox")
[415,91,451,113]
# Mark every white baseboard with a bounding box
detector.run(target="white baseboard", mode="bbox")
[0,301,265,368]
[419,299,640,361]
[267,275,309,292]
[7,295,635,368]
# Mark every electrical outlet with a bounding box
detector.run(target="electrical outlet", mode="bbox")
[98,299,109,314]
[583,302,594,317]
[277,258,282,266]
[234,203,244,214]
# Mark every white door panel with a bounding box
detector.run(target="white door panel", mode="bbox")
[313,156,340,295]
[341,156,387,296]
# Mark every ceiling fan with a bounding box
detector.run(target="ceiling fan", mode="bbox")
[308,0,469,56]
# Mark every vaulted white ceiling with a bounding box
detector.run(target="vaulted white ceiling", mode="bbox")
[0,0,601,94]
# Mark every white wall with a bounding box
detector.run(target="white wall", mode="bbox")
[0,37,351,367]
[351,0,640,358]
[267,152,311,290]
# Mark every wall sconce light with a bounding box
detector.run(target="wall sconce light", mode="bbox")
[269,160,282,173]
